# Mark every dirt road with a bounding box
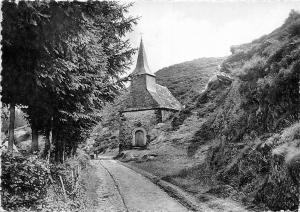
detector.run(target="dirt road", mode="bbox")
[91,159,189,212]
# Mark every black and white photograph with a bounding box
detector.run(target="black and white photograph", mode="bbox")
[1,0,300,211]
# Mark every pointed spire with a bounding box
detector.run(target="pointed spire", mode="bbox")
[131,38,155,76]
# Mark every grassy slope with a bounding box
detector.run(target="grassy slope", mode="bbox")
[129,10,300,211]
[155,57,225,104]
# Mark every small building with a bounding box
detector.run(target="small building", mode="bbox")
[119,39,181,150]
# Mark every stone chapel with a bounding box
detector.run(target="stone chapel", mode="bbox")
[119,39,181,150]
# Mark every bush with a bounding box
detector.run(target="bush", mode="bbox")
[287,20,300,37]
[171,108,192,130]
[237,56,266,81]
[1,153,50,210]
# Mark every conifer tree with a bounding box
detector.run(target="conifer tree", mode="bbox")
[1,1,137,159]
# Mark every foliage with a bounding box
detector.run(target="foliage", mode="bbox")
[1,1,137,160]
[235,23,300,135]
[1,1,40,107]
[1,148,96,211]
[91,91,128,154]
[1,153,50,210]
[190,10,300,146]
[38,150,99,212]
[213,123,300,210]
[171,107,192,130]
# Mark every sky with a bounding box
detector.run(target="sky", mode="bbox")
[126,0,300,73]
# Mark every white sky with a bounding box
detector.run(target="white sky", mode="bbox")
[126,0,300,73]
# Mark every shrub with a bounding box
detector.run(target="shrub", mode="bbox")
[1,153,50,210]
[171,108,192,130]
[39,149,94,212]
[287,20,300,37]
[237,56,267,81]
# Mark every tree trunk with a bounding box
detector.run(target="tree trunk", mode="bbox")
[47,116,53,163]
[31,122,39,152]
[53,128,58,162]
[56,140,63,163]
[52,117,64,163]
[72,144,77,156]
[42,129,50,159]
[62,142,65,163]
[54,129,63,163]
[8,103,15,154]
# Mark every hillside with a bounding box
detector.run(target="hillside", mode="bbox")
[156,57,225,104]
[124,10,300,211]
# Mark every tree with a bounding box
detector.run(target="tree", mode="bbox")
[35,1,137,161]
[1,1,137,160]
[1,1,42,153]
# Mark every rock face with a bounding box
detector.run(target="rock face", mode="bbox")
[204,73,233,91]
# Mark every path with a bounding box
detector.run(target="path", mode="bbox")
[91,159,189,212]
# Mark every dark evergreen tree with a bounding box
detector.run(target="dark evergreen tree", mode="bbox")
[1,0,137,160]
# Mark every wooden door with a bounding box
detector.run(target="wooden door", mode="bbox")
[135,130,145,146]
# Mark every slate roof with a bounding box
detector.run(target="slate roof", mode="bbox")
[148,84,182,111]
[130,38,155,77]
[121,84,182,111]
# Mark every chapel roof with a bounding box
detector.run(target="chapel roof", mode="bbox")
[122,38,181,112]
[130,38,155,76]
[148,84,182,111]
[122,84,182,112]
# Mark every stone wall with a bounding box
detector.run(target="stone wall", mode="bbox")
[119,109,159,150]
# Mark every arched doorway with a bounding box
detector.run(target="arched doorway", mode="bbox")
[135,130,145,146]
[132,127,147,147]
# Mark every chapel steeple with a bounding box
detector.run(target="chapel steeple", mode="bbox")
[131,38,155,77]
[119,37,181,151]
[122,37,181,112]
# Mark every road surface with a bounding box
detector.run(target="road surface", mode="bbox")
[91,159,189,212]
